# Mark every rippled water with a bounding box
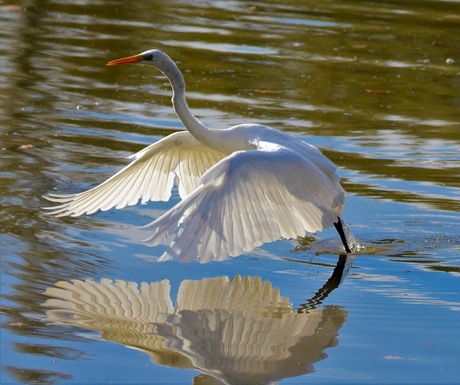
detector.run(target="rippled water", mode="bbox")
[1,1,459,384]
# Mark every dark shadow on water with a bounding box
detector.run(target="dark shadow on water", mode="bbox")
[3,366,72,385]
[298,254,355,312]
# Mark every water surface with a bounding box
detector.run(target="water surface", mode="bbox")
[1,1,459,384]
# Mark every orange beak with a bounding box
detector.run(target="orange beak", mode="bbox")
[106,54,142,66]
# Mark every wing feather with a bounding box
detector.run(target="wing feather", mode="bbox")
[43,131,226,217]
[143,146,345,262]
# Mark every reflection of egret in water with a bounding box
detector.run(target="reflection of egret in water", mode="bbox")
[43,256,353,384]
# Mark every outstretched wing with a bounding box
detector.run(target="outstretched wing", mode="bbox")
[143,145,345,263]
[43,131,226,217]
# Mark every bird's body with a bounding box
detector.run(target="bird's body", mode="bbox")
[45,49,351,262]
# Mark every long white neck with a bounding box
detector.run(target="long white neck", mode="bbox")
[154,53,223,150]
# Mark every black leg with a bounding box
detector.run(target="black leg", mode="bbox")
[334,217,351,253]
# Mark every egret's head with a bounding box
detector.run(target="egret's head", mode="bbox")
[106,49,163,67]
[106,49,184,90]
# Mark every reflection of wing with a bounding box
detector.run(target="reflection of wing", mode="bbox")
[160,306,345,385]
[43,131,226,217]
[144,146,345,262]
[44,279,192,368]
[176,275,291,314]
[44,278,174,323]
[43,275,347,384]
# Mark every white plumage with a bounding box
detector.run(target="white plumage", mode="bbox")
[44,49,351,262]
[45,131,226,214]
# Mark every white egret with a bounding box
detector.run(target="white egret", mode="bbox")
[44,49,352,262]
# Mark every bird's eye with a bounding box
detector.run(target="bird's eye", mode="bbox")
[144,53,154,61]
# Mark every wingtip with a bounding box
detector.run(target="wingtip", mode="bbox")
[42,193,78,203]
